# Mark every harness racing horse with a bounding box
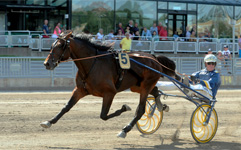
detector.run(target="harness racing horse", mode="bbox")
[41,31,177,138]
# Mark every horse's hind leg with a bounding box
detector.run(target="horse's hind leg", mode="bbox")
[40,87,86,128]
[150,86,164,111]
[117,91,148,138]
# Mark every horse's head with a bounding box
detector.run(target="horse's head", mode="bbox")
[44,32,72,70]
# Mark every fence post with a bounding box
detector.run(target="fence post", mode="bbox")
[151,38,154,54]
[39,34,41,52]
[174,40,177,54]
[51,70,54,87]
[196,42,198,54]
[232,58,236,85]
[8,31,11,48]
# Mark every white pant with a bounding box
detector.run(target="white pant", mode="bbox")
[155,81,212,99]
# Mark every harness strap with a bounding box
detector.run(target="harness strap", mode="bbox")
[128,54,191,81]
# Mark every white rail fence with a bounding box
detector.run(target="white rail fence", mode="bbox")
[0,31,240,55]
[0,57,239,78]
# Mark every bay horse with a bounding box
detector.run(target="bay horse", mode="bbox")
[41,31,177,138]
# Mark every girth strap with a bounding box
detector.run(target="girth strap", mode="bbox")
[114,53,125,90]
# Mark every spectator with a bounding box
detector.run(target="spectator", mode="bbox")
[116,29,124,40]
[198,32,205,42]
[129,31,135,39]
[180,21,185,37]
[133,31,141,41]
[115,22,124,35]
[125,26,130,34]
[51,22,61,39]
[152,31,159,41]
[204,32,212,42]
[43,19,51,38]
[186,26,191,41]
[159,26,167,40]
[239,34,241,57]
[125,20,134,34]
[173,31,179,41]
[141,27,152,40]
[150,23,158,35]
[96,28,104,40]
[222,45,232,74]
[205,48,213,56]
[106,30,115,40]
[120,32,132,52]
[189,31,196,42]
[157,22,163,35]
[133,22,139,35]
[217,50,224,73]
[190,25,196,35]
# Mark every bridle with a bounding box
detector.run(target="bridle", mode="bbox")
[49,37,70,65]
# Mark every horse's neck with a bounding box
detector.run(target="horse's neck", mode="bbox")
[70,40,96,77]
[70,40,96,59]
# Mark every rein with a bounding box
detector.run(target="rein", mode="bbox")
[60,53,113,63]
[128,54,188,78]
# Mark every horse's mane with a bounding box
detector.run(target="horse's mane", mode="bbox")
[73,33,113,51]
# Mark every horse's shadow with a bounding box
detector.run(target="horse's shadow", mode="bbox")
[47,139,241,150]
[118,139,241,150]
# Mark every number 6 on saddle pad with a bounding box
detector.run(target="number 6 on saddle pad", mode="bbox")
[118,53,131,69]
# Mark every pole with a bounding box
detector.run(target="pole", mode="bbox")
[232,19,236,85]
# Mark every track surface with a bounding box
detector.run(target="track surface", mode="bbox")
[0,90,241,150]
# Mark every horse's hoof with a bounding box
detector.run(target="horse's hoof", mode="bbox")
[163,105,169,112]
[40,121,52,128]
[124,104,131,111]
[117,130,126,138]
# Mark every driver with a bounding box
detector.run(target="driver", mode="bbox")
[150,54,221,110]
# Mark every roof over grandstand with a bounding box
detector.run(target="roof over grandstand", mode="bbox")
[163,0,241,6]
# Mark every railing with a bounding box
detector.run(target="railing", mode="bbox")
[0,30,240,55]
[0,57,240,79]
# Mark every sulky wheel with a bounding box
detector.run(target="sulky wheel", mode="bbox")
[136,97,163,134]
[190,104,218,143]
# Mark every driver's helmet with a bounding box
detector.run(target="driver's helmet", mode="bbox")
[204,54,217,63]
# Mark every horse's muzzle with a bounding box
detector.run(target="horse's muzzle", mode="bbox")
[44,61,58,70]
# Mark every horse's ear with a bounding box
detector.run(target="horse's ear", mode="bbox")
[64,32,72,40]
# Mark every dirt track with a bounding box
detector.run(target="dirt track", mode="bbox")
[0,90,241,150]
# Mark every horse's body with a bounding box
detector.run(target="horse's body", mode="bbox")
[42,32,177,137]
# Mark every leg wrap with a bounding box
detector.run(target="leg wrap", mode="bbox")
[123,124,133,133]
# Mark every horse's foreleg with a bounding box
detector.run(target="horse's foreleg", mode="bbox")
[100,94,131,121]
[40,87,85,128]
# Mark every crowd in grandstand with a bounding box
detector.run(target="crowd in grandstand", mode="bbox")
[43,19,214,43]
[91,20,215,43]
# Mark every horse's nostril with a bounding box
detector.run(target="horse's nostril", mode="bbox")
[44,62,49,67]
